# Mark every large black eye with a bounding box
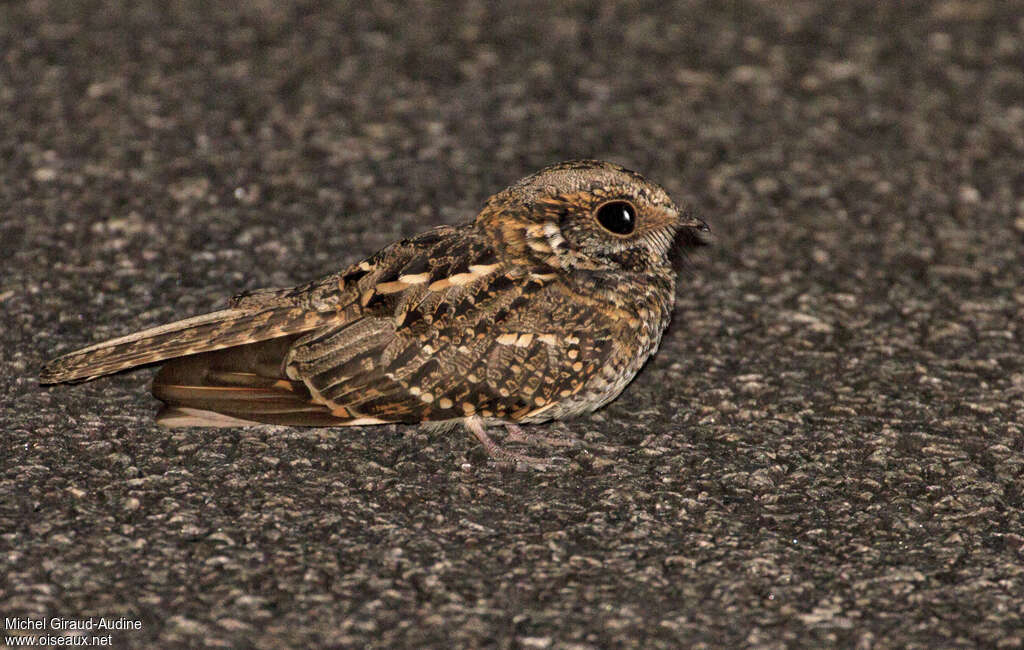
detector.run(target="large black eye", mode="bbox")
[595,201,636,235]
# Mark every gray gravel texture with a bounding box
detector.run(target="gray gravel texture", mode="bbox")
[3,1,1023,648]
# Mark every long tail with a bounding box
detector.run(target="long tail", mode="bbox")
[40,306,330,384]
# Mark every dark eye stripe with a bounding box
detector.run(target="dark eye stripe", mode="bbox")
[595,201,636,235]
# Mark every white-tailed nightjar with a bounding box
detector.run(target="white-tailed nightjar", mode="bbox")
[41,160,708,467]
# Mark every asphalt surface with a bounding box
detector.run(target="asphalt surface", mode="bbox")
[2,1,1023,647]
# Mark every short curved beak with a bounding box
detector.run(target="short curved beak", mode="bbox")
[678,210,709,232]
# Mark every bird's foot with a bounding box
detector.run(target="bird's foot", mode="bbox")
[503,423,585,448]
[464,417,568,470]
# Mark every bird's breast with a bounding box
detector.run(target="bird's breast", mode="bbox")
[519,269,676,422]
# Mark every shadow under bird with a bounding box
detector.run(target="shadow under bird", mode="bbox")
[40,160,708,467]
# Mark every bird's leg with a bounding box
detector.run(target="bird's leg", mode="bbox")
[504,423,584,448]
[463,416,560,469]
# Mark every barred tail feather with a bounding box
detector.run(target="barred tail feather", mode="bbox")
[151,339,346,427]
[39,306,329,384]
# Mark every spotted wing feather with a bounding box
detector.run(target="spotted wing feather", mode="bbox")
[286,262,618,425]
[38,226,458,385]
[141,225,518,426]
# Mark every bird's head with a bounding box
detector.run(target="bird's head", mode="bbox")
[479,160,707,272]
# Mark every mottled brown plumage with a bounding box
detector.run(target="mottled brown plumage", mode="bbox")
[40,160,707,466]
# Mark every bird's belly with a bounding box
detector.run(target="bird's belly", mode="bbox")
[519,317,668,424]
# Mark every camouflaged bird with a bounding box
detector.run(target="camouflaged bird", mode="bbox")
[40,160,707,466]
